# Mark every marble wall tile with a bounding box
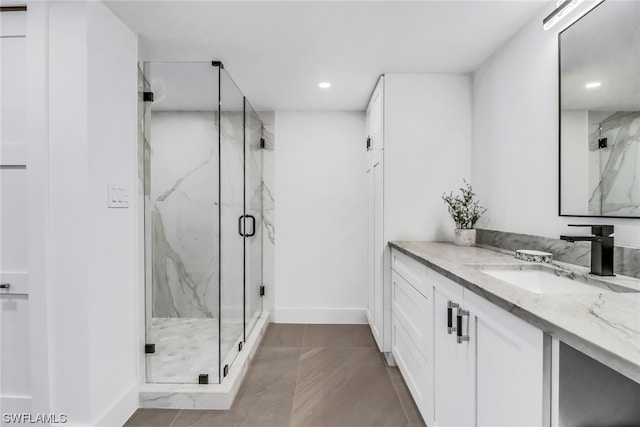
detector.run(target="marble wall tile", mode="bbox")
[149,109,271,322]
[477,228,640,279]
[587,111,640,216]
[259,112,276,314]
[149,111,225,318]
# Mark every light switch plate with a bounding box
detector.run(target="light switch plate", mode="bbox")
[108,184,130,208]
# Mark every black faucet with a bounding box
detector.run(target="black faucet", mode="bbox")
[560,225,614,276]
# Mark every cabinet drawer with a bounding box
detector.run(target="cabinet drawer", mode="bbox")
[391,249,428,297]
[392,313,430,418]
[391,270,430,360]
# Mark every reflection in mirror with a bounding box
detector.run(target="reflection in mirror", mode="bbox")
[559,0,640,217]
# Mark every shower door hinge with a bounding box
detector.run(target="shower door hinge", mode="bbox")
[260,137,266,149]
[145,344,155,354]
[199,374,209,384]
[143,91,154,102]
[259,285,265,297]
[211,61,224,69]
[223,364,229,377]
[238,341,243,352]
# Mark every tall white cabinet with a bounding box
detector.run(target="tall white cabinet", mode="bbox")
[365,74,472,356]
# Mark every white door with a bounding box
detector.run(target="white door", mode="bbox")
[433,275,474,427]
[366,161,374,327]
[466,290,545,427]
[0,8,32,418]
[366,154,384,349]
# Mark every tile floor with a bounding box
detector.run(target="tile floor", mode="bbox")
[125,323,427,427]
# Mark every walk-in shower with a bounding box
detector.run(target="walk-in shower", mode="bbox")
[140,62,264,387]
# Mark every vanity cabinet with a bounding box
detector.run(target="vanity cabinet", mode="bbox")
[391,248,546,427]
[365,74,472,356]
[390,250,432,420]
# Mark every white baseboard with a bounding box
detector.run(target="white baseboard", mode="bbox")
[273,308,367,324]
[95,384,139,427]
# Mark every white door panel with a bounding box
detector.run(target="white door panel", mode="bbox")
[1,169,28,272]
[0,9,31,419]
[466,291,544,427]
[1,37,27,145]
[1,295,31,395]
[0,10,26,37]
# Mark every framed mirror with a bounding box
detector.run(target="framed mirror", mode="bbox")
[559,0,640,217]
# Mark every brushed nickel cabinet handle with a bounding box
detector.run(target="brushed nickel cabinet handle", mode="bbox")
[457,308,470,344]
[447,300,459,334]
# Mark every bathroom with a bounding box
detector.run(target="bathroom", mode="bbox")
[0,0,639,426]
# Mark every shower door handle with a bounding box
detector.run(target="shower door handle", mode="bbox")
[238,215,245,237]
[246,215,256,237]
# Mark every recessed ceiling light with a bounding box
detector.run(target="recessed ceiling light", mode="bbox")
[318,82,331,89]
[585,82,601,89]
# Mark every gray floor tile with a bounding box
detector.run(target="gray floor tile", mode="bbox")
[291,347,409,427]
[387,367,427,427]
[261,323,306,347]
[171,346,301,427]
[302,324,376,348]
[124,408,180,426]
[125,324,421,427]
[168,410,230,427]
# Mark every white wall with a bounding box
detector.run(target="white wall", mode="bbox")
[384,74,473,242]
[273,112,367,323]
[86,3,139,424]
[472,7,640,248]
[560,110,589,214]
[28,2,139,425]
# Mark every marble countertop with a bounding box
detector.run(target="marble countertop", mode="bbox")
[389,241,640,383]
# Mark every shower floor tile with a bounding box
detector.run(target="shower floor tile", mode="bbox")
[147,317,242,384]
[127,324,426,427]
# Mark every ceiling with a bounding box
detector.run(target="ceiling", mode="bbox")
[105,0,549,111]
[560,0,640,111]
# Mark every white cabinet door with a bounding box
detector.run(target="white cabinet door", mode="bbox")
[465,290,545,427]
[366,158,374,329]
[366,76,383,159]
[432,273,474,427]
[366,154,384,349]
[390,268,432,421]
[0,9,31,417]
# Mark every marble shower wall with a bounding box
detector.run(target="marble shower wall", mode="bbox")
[258,112,275,315]
[260,112,275,246]
[244,107,265,329]
[587,111,640,216]
[150,111,246,318]
[477,228,640,279]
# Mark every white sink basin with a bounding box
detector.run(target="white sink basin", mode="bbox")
[480,268,611,294]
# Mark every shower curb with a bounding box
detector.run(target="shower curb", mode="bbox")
[138,312,270,409]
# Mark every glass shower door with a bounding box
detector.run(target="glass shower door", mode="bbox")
[244,100,263,337]
[145,62,220,384]
[219,69,245,380]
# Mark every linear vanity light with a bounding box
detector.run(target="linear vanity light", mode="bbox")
[543,0,585,30]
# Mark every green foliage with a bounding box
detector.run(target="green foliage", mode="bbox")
[442,179,487,229]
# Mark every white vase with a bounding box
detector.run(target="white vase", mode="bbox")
[454,229,476,247]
